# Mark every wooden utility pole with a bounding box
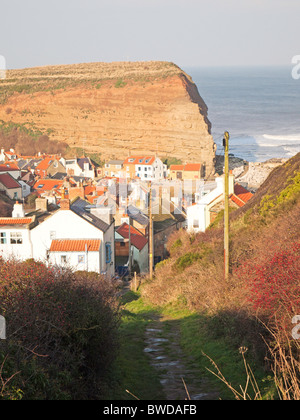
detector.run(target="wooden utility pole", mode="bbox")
[149,182,154,280]
[128,219,131,277]
[223,131,230,281]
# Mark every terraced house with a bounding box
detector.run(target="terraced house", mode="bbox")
[0,199,115,276]
[123,155,167,181]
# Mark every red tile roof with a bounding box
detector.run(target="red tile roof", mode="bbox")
[50,239,101,252]
[35,157,55,171]
[0,162,20,172]
[230,184,253,207]
[184,163,202,171]
[123,156,155,165]
[117,222,148,251]
[84,185,96,195]
[0,173,21,189]
[170,165,184,171]
[0,217,33,226]
[170,163,202,172]
[33,179,64,192]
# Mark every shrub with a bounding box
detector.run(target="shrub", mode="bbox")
[237,242,300,331]
[0,258,120,400]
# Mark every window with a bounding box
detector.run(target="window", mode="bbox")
[193,219,199,228]
[105,243,112,264]
[138,167,141,171]
[0,232,6,244]
[50,231,56,240]
[78,255,85,264]
[10,232,22,244]
[61,255,67,264]
[144,167,147,171]
[13,192,18,200]
[120,242,126,247]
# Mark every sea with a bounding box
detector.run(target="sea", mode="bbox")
[184,66,300,162]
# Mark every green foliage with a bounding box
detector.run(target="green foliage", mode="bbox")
[174,252,202,272]
[259,170,300,219]
[115,79,127,88]
[162,157,183,167]
[170,238,182,253]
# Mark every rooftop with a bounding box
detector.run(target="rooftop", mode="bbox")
[50,239,101,252]
[117,222,148,251]
[0,173,21,189]
[0,216,34,227]
[123,156,156,166]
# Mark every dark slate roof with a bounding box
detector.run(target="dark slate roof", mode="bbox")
[71,200,110,233]
[127,205,149,226]
[16,159,29,169]
[77,157,92,171]
[22,159,43,171]
[50,172,68,180]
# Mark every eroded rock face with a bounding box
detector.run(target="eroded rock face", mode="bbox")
[0,61,216,177]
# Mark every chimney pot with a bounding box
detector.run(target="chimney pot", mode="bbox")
[60,199,70,210]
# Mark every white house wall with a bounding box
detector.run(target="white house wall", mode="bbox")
[31,210,105,263]
[0,228,33,260]
[49,251,101,273]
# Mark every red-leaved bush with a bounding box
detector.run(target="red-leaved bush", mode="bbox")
[236,242,300,327]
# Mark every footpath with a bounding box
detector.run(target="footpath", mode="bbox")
[143,314,219,400]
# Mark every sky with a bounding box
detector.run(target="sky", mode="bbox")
[0,0,299,70]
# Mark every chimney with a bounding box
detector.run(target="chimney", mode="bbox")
[90,205,114,225]
[60,199,70,210]
[12,201,25,218]
[35,197,48,212]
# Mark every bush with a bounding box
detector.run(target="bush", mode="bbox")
[0,258,120,400]
[237,242,300,331]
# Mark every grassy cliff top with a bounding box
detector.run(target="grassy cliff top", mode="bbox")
[0,61,192,104]
[6,61,186,81]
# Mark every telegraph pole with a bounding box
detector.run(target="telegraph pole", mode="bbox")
[223,131,230,281]
[128,219,132,277]
[149,182,154,280]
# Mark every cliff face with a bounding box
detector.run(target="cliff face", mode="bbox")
[0,61,216,176]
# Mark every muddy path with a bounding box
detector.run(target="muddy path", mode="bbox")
[144,315,219,400]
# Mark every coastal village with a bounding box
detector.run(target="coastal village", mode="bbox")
[0,147,254,278]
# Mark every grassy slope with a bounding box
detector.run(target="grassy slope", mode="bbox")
[134,153,300,399]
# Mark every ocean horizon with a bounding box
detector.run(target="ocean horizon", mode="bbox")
[184,65,300,162]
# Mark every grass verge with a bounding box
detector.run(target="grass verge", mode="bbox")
[106,291,165,400]
[107,291,276,400]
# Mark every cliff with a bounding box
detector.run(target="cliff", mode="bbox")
[0,61,216,176]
